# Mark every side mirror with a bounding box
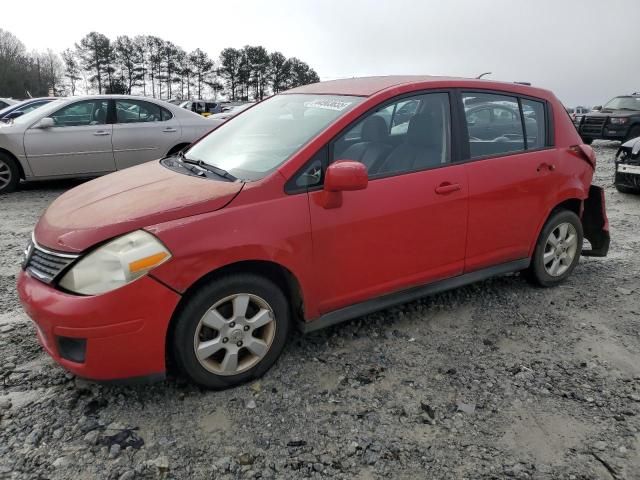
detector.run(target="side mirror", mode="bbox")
[324,160,368,192]
[593,105,602,111]
[34,117,55,129]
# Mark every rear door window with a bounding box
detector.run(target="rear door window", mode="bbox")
[463,93,525,158]
[116,100,162,123]
[521,99,546,149]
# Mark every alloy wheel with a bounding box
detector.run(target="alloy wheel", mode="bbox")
[0,159,12,190]
[543,222,578,277]
[193,293,276,376]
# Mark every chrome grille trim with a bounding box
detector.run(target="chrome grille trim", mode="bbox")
[24,235,80,284]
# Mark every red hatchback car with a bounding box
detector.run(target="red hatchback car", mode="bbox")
[18,76,609,388]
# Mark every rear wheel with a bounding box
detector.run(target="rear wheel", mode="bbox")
[172,274,290,389]
[526,210,583,287]
[0,152,19,194]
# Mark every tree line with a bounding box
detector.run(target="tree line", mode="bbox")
[0,29,320,101]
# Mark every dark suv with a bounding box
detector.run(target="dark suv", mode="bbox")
[577,92,640,144]
[578,94,640,144]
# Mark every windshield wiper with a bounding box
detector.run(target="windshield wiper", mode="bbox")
[177,151,238,181]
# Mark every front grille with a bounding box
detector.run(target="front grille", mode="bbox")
[580,117,606,136]
[24,238,79,284]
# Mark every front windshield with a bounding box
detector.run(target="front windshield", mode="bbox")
[604,96,640,111]
[185,94,363,181]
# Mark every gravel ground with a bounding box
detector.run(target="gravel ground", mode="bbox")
[0,143,639,480]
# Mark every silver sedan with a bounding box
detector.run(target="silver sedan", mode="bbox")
[0,95,222,193]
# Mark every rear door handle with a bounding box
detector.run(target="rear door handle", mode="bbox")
[435,183,462,195]
[537,162,555,172]
[93,130,110,136]
[162,127,177,133]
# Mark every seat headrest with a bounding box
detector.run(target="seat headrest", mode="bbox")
[407,112,443,147]
[361,115,388,142]
[94,108,107,123]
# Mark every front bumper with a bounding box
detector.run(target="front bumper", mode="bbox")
[17,270,181,381]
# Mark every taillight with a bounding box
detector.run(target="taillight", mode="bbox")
[570,144,596,169]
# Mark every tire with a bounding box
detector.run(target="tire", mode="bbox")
[624,125,640,143]
[172,273,290,389]
[0,152,19,194]
[581,137,593,145]
[614,172,640,194]
[615,183,639,194]
[526,210,583,287]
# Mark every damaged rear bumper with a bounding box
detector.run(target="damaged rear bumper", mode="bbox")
[581,185,610,257]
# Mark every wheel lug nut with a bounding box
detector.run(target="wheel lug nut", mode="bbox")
[222,337,228,343]
[243,326,250,331]
[237,341,243,347]
[229,322,236,327]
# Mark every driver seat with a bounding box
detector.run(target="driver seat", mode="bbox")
[340,115,392,172]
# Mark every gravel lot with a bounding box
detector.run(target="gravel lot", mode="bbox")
[0,143,639,480]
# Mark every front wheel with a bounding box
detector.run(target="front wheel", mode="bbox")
[0,153,19,194]
[172,273,290,389]
[526,210,583,287]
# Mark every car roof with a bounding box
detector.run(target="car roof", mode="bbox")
[285,75,553,100]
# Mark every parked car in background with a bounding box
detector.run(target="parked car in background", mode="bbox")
[577,94,640,144]
[17,76,609,388]
[614,135,640,194]
[0,95,222,193]
[179,100,222,117]
[0,97,57,123]
[0,98,18,109]
[208,103,255,121]
[570,106,590,126]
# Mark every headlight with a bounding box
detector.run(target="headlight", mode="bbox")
[58,230,171,295]
[609,117,629,125]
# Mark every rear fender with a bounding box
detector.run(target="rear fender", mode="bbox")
[581,185,610,257]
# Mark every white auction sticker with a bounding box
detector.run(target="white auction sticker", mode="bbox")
[304,99,353,111]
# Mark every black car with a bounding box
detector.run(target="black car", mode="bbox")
[578,94,640,144]
[614,136,640,194]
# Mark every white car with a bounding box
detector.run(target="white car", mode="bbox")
[0,95,222,193]
[0,98,18,109]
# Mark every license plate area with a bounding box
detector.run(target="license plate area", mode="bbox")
[617,164,640,175]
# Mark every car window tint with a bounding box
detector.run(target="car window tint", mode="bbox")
[50,100,109,127]
[116,100,162,123]
[333,92,451,177]
[521,99,546,149]
[161,107,173,121]
[463,93,524,158]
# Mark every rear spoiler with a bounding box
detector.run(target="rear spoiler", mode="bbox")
[582,185,610,257]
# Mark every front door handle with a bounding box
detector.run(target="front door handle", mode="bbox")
[162,127,177,133]
[435,182,462,195]
[93,130,110,136]
[537,162,556,172]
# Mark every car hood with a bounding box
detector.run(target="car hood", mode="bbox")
[619,136,640,157]
[34,160,244,252]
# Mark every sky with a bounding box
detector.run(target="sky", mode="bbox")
[2,0,639,106]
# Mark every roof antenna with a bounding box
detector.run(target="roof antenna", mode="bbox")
[476,72,492,79]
